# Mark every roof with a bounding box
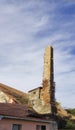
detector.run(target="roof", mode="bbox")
[28,86,42,93]
[0,103,37,118]
[0,83,28,104]
[0,103,51,121]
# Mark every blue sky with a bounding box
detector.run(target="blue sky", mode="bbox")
[0,0,75,108]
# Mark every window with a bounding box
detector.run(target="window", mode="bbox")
[36,125,46,130]
[33,91,36,94]
[12,124,22,130]
[41,125,46,130]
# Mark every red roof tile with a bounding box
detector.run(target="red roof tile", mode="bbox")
[0,103,34,118]
[0,103,51,122]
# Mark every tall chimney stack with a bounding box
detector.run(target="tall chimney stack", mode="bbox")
[41,46,56,113]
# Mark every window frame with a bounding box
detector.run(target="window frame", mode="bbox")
[41,125,46,130]
[12,124,22,130]
[36,125,46,130]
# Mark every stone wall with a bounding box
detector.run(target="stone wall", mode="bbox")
[41,46,55,104]
[28,46,56,114]
[28,87,42,100]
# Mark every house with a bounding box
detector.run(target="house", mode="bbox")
[0,46,57,115]
[0,46,58,129]
[0,103,57,130]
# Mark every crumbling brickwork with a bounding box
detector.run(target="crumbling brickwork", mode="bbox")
[29,46,57,114]
[41,46,56,113]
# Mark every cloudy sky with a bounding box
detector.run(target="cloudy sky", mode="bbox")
[0,0,75,108]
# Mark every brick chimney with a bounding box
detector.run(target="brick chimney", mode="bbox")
[41,46,56,114]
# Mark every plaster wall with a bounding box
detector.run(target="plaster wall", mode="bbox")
[0,118,51,130]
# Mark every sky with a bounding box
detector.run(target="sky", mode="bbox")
[0,0,75,108]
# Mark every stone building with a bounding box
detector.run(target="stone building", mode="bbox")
[0,45,72,130]
[0,103,57,130]
[0,46,57,115]
[28,46,57,114]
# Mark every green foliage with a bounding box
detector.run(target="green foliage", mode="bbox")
[55,107,75,129]
[65,120,75,129]
[65,108,75,116]
[56,115,75,129]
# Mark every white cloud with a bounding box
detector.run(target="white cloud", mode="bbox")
[0,0,75,108]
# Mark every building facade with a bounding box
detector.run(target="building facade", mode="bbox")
[0,103,57,130]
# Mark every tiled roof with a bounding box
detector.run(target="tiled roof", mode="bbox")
[0,103,51,122]
[0,103,36,118]
[0,83,28,104]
